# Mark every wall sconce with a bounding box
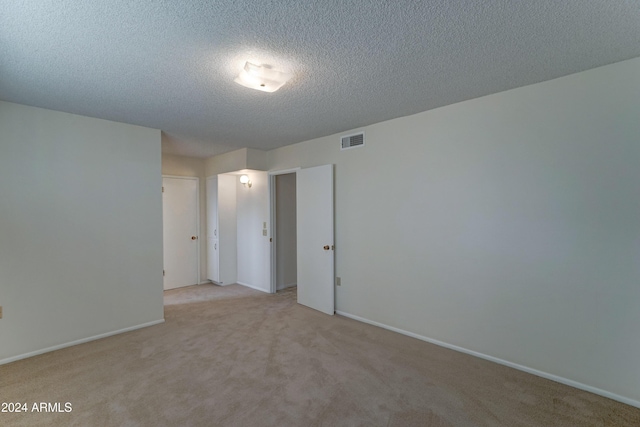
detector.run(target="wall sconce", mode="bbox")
[240,175,252,188]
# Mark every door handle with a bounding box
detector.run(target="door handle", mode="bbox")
[191,236,198,240]
[323,245,330,250]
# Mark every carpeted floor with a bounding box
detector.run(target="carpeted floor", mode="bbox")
[1,283,639,426]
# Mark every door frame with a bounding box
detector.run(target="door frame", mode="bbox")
[162,175,200,287]
[268,168,300,294]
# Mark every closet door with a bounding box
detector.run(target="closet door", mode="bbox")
[206,176,219,282]
[217,174,237,285]
[206,174,237,285]
[163,176,199,290]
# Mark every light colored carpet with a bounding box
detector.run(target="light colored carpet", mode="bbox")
[1,284,638,426]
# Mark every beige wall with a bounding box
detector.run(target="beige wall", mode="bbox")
[260,57,640,406]
[236,171,270,291]
[0,101,164,363]
[163,153,206,177]
[205,148,248,176]
[162,153,207,281]
[204,148,268,176]
[246,148,268,171]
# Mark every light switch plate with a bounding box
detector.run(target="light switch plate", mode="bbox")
[0,306,3,319]
[263,222,267,229]
[262,230,267,236]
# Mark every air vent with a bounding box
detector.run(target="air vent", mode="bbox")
[340,132,365,150]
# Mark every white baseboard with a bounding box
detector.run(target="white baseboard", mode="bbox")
[236,281,270,293]
[335,310,640,409]
[209,280,233,286]
[276,282,297,291]
[0,319,165,366]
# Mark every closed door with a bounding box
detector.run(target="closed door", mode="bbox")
[297,164,334,315]
[163,177,199,290]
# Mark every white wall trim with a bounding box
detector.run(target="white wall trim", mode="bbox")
[268,168,301,176]
[236,281,270,294]
[335,310,640,409]
[0,319,165,366]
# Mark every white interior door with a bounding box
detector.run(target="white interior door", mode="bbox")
[297,164,334,315]
[163,177,199,290]
[206,176,219,282]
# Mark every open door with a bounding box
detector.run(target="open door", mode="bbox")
[296,164,334,315]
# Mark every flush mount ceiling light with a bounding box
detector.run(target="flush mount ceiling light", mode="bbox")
[234,62,292,93]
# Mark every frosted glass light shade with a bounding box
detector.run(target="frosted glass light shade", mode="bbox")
[234,62,291,93]
[239,175,250,184]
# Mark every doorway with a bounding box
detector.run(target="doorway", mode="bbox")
[162,176,199,290]
[269,165,335,315]
[269,169,299,293]
[275,173,297,291]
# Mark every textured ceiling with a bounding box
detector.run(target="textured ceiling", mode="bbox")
[2,1,640,158]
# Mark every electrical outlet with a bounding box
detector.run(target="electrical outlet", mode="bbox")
[262,229,267,236]
[336,277,341,286]
[263,222,267,229]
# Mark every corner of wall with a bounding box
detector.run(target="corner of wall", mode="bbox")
[246,148,269,171]
[205,148,249,176]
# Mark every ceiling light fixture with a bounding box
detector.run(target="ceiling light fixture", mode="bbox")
[234,62,291,93]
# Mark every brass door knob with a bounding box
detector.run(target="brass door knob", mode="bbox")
[323,245,330,250]
[191,236,198,240]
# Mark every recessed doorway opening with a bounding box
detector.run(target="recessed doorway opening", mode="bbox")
[269,169,299,293]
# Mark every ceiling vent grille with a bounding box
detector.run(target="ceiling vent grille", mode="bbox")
[341,132,365,150]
